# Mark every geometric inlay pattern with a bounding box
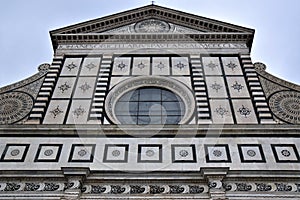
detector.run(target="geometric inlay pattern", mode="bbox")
[0,144,30,162]
[204,144,231,163]
[0,92,33,124]
[103,144,129,163]
[68,144,95,162]
[171,144,197,163]
[269,91,300,124]
[271,144,300,163]
[34,144,63,162]
[138,144,162,163]
[237,144,266,163]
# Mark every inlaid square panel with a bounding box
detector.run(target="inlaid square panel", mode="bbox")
[238,144,266,163]
[232,100,257,124]
[0,144,30,162]
[60,58,82,76]
[68,144,95,162]
[171,145,196,163]
[202,57,222,76]
[34,144,63,162]
[271,144,300,163]
[132,57,150,75]
[66,100,91,124]
[206,77,227,98]
[210,99,234,124]
[226,77,250,98]
[43,100,69,124]
[152,57,170,75]
[112,57,131,76]
[205,144,231,163]
[171,57,190,75]
[52,78,76,99]
[138,144,162,163]
[79,57,101,76]
[221,57,243,76]
[103,144,129,163]
[73,77,96,99]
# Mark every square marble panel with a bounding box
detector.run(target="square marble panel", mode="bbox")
[152,57,170,75]
[112,57,131,76]
[210,99,234,124]
[52,78,76,99]
[202,57,222,76]
[271,144,300,163]
[80,57,101,76]
[103,144,129,163]
[205,144,231,163]
[232,100,257,124]
[238,144,266,163]
[171,57,190,75]
[34,144,63,162]
[73,77,96,99]
[132,57,150,75]
[138,144,162,163]
[226,77,250,98]
[68,144,95,162]
[221,57,243,75]
[206,77,227,98]
[171,145,196,163]
[60,58,82,76]
[0,144,30,162]
[66,100,91,124]
[43,100,69,124]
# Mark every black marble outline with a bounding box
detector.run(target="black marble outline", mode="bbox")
[171,144,197,163]
[0,144,30,162]
[68,144,95,163]
[103,144,129,163]
[271,144,300,163]
[34,144,63,162]
[237,144,266,163]
[204,144,231,163]
[137,144,162,163]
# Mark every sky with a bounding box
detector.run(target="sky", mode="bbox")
[0,0,300,87]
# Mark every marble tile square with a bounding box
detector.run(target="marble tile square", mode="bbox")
[61,58,82,76]
[66,100,91,124]
[238,144,266,163]
[132,57,150,75]
[43,100,69,124]
[271,144,300,163]
[206,77,228,98]
[152,57,170,75]
[202,57,222,76]
[226,77,250,98]
[205,144,231,163]
[171,57,190,75]
[210,100,234,124]
[73,77,96,99]
[0,144,30,162]
[103,144,129,163]
[34,144,63,162]
[80,57,101,76]
[52,78,76,99]
[68,144,95,162]
[138,144,162,163]
[112,57,131,76]
[221,57,243,75]
[232,100,257,124]
[172,145,196,163]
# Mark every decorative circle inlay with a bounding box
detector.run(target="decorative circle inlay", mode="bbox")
[112,150,121,157]
[38,63,50,72]
[179,150,189,157]
[78,149,87,157]
[146,150,155,157]
[269,91,300,124]
[254,62,267,71]
[213,150,222,157]
[281,150,291,157]
[44,149,54,156]
[10,149,20,156]
[0,92,34,124]
[246,150,256,157]
[135,19,170,33]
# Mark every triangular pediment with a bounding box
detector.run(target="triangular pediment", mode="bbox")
[51,5,254,35]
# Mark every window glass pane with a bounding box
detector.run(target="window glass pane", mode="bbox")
[139,88,161,101]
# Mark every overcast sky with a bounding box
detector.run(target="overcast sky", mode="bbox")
[0,0,299,87]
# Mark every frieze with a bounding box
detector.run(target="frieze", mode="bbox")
[58,43,247,50]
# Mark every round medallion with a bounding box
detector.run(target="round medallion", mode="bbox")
[135,19,170,33]
[78,149,87,157]
[10,149,20,156]
[112,150,121,157]
[179,150,189,157]
[281,150,291,157]
[44,149,54,157]
[246,150,256,157]
[269,91,300,124]
[213,150,222,157]
[146,150,155,157]
[0,92,33,124]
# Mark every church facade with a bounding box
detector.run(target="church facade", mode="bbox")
[0,5,300,200]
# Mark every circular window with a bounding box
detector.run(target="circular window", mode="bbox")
[105,76,196,125]
[115,87,185,125]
